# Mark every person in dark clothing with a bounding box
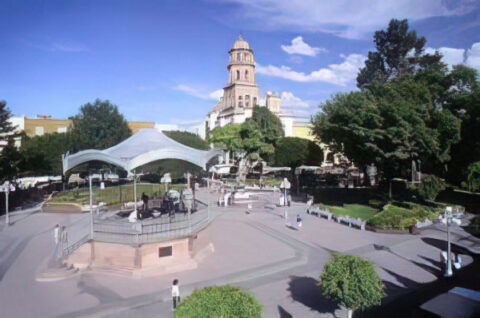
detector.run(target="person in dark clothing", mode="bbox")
[141,192,149,213]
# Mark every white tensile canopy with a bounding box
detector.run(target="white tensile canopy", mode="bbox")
[62,129,221,174]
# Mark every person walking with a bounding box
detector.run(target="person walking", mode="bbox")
[60,226,68,258]
[54,224,61,259]
[296,214,303,229]
[172,279,180,311]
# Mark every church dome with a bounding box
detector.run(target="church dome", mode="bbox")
[231,34,250,50]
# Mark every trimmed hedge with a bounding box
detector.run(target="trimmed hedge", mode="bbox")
[368,202,440,230]
[174,285,262,318]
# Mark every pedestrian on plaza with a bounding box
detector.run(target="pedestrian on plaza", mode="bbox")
[297,214,302,228]
[172,279,180,311]
[61,226,68,257]
[54,224,60,245]
[141,192,149,213]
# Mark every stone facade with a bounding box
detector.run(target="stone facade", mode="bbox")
[205,35,280,135]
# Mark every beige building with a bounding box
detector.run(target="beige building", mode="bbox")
[9,115,154,139]
[205,35,281,134]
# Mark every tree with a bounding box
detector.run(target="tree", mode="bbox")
[208,124,244,153]
[21,133,70,175]
[69,99,131,152]
[274,137,323,168]
[248,105,284,144]
[0,137,23,182]
[163,130,210,150]
[174,285,262,318]
[0,100,15,143]
[319,254,385,318]
[357,19,437,89]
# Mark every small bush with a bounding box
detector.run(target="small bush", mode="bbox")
[174,285,262,318]
[407,174,446,202]
[368,203,440,230]
[319,254,385,313]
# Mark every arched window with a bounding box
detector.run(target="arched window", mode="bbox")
[253,97,257,106]
[237,53,241,61]
[245,95,250,107]
[238,96,243,107]
[236,70,240,80]
[245,70,249,80]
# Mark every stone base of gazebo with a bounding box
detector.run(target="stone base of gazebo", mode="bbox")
[66,237,197,278]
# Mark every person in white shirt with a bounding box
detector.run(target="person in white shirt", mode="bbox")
[172,279,180,310]
[54,224,60,244]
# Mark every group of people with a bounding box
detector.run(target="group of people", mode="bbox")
[53,224,68,259]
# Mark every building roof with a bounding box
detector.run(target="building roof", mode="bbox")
[62,128,221,174]
[231,34,250,50]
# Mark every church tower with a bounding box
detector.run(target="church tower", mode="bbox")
[222,34,259,116]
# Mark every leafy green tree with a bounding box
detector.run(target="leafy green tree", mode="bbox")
[319,254,385,318]
[163,130,210,150]
[21,132,70,175]
[208,124,244,153]
[174,285,262,318]
[69,99,131,152]
[407,174,446,201]
[248,105,284,143]
[0,137,23,181]
[357,19,440,89]
[467,161,480,192]
[274,137,323,168]
[0,100,15,143]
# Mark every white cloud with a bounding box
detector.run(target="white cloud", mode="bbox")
[256,53,366,86]
[466,42,480,70]
[425,47,465,69]
[174,85,222,100]
[424,42,480,71]
[208,89,224,100]
[218,0,478,39]
[281,36,326,56]
[280,91,309,108]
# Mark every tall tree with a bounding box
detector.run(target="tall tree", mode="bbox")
[69,99,131,152]
[275,137,323,168]
[0,100,15,143]
[357,19,441,90]
[21,133,70,175]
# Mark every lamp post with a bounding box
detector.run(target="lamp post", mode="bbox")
[442,206,461,277]
[1,181,15,226]
[133,169,138,218]
[89,175,94,239]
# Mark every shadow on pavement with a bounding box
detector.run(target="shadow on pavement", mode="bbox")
[277,305,292,318]
[287,276,338,314]
[0,236,32,281]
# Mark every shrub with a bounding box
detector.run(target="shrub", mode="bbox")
[319,254,385,317]
[407,174,446,201]
[467,161,480,192]
[368,203,440,230]
[174,285,262,318]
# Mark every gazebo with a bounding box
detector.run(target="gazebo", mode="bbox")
[62,128,221,174]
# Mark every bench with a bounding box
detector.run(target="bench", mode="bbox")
[335,215,366,230]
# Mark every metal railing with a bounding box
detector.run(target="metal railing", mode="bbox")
[62,233,90,258]
[92,199,210,245]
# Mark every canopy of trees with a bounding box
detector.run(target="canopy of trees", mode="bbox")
[319,254,385,317]
[175,285,262,318]
[209,106,284,163]
[163,130,209,150]
[274,137,323,168]
[313,18,478,188]
[0,101,20,181]
[69,99,131,152]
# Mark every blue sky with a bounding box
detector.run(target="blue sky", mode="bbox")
[2,0,480,126]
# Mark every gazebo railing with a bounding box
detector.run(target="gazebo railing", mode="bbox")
[92,200,210,245]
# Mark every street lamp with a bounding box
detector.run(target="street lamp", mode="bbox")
[1,181,15,226]
[442,206,461,277]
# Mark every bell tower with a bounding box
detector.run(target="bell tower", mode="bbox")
[222,34,259,111]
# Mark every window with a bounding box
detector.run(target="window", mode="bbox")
[238,96,243,107]
[57,127,67,133]
[237,53,241,61]
[159,246,173,257]
[253,97,257,106]
[35,126,44,136]
[245,95,250,107]
[245,70,249,80]
[236,70,240,80]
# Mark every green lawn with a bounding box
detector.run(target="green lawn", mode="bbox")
[318,204,378,220]
[50,183,185,206]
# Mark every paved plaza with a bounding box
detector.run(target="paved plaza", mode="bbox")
[0,188,479,317]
